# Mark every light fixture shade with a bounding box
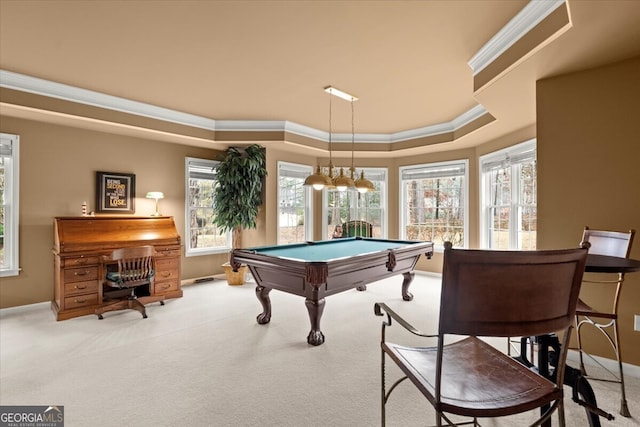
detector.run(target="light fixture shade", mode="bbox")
[146,191,165,199]
[304,165,331,190]
[146,191,164,216]
[333,167,355,191]
[355,171,375,193]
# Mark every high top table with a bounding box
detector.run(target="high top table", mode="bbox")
[585,254,640,273]
[537,253,640,426]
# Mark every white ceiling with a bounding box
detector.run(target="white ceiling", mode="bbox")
[1,0,640,157]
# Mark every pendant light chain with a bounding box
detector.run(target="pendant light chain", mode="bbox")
[350,100,355,175]
[328,94,333,172]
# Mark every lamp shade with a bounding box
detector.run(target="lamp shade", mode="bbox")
[304,166,330,190]
[146,192,164,216]
[145,191,164,199]
[355,171,375,193]
[333,167,355,191]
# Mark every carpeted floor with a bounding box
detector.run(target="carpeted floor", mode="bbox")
[1,274,638,426]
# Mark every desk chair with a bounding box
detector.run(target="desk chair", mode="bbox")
[95,245,164,319]
[342,220,373,237]
[576,226,635,417]
[375,242,588,427]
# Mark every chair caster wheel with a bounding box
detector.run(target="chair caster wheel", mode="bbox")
[143,314,148,319]
[98,315,104,320]
[160,301,165,306]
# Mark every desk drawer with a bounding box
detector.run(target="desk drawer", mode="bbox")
[155,247,181,258]
[154,279,179,294]
[63,256,99,267]
[64,293,98,310]
[155,258,178,279]
[64,266,99,283]
[64,280,99,296]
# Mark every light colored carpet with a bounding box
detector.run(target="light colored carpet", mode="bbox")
[1,274,638,427]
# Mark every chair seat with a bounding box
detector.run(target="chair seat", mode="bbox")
[575,298,617,319]
[383,336,561,417]
[105,270,155,288]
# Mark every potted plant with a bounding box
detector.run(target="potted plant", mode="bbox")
[213,144,267,285]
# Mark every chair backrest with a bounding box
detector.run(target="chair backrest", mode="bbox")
[581,226,635,258]
[110,245,155,287]
[439,242,588,338]
[343,220,373,237]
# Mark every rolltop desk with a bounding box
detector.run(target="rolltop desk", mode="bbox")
[52,216,182,320]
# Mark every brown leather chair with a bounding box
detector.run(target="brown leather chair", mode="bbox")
[342,220,373,237]
[95,245,164,319]
[576,226,635,417]
[375,241,588,427]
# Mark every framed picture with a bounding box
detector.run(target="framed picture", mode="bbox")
[95,171,136,214]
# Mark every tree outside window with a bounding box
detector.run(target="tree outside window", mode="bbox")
[278,162,312,244]
[185,157,229,256]
[0,133,19,276]
[400,160,467,248]
[480,140,536,250]
[323,168,386,240]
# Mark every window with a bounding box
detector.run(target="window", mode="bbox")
[185,157,230,256]
[480,140,536,250]
[400,160,468,249]
[278,162,313,244]
[0,133,20,277]
[323,168,387,239]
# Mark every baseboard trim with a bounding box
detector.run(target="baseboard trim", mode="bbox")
[567,349,640,379]
[0,301,50,316]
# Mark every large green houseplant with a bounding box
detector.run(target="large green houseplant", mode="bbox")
[213,144,267,284]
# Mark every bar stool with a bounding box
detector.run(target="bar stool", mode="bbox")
[576,226,635,417]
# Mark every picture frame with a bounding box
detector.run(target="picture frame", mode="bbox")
[95,171,136,214]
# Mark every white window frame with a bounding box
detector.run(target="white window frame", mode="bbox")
[0,133,20,277]
[321,167,388,240]
[277,161,313,244]
[479,139,537,250]
[399,159,468,250]
[184,157,231,256]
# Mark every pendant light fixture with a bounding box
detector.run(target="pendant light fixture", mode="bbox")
[303,90,336,190]
[350,99,375,193]
[305,85,372,192]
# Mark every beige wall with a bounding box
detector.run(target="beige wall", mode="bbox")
[537,56,640,364]
[0,116,227,307]
[1,56,638,366]
[0,116,535,304]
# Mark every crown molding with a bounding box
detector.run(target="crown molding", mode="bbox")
[468,0,566,75]
[1,69,485,145]
[0,70,218,131]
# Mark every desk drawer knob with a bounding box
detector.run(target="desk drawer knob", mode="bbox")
[74,298,87,303]
[74,284,87,290]
[74,270,90,276]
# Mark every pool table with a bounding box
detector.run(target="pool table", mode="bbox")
[230,237,434,346]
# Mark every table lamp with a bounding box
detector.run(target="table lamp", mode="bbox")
[145,191,164,216]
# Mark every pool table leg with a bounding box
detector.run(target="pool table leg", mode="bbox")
[255,285,272,324]
[305,297,326,346]
[401,271,415,301]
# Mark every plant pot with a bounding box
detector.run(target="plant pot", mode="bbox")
[223,263,248,286]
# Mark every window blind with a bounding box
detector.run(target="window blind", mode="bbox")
[188,159,218,180]
[0,135,13,156]
[279,162,312,179]
[401,162,466,180]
